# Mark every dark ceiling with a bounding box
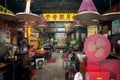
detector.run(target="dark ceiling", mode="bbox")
[0,0,119,15]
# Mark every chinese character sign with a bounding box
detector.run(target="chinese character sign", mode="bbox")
[43,13,76,21]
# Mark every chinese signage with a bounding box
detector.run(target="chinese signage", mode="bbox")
[43,13,76,21]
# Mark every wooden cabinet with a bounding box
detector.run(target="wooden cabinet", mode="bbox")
[0,56,31,80]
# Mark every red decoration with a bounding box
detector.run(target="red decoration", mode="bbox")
[84,34,111,62]
[100,59,120,80]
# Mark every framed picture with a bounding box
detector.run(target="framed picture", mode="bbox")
[112,19,120,34]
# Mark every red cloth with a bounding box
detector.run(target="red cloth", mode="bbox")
[100,59,120,80]
[62,55,69,59]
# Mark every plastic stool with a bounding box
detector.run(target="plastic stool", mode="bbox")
[65,65,76,80]
[62,55,69,68]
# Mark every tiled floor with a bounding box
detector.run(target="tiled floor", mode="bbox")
[31,52,65,80]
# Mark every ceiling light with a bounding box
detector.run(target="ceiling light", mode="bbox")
[57,28,65,31]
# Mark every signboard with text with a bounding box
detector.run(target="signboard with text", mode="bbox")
[43,13,76,21]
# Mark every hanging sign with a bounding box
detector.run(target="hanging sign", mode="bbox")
[43,13,76,21]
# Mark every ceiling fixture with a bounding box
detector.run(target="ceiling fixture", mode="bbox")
[15,0,40,27]
[57,28,65,32]
[102,0,120,21]
[36,14,48,28]
[75,0,102,26]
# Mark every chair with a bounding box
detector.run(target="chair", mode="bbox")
[62,53,69,68]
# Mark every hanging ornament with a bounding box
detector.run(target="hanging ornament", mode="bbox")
[74,19,82,27]
[75,0,102,26]
[36,14,48,28]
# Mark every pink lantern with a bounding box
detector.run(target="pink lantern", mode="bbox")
[36,14,48,28]
[74,19,82,27]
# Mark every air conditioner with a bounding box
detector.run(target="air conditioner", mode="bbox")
[35,58,44,69]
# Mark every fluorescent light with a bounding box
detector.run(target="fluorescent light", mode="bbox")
[57,28,65,31]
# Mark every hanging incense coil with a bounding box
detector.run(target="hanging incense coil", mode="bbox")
[102,12,120,21]
[35,14,48,28]
[15,0,40,27]
[75,0,102,26]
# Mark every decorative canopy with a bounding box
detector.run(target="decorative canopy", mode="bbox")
[102,12,120,21]
[75,0,102,26]
[15,13,39,26]
[84,34,111,62]
[36,14,48,28]
[15,0,39,27]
